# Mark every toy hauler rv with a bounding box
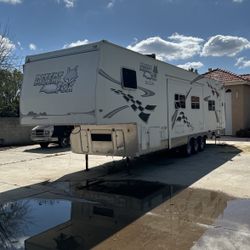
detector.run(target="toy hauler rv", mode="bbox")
[20,40,225,158]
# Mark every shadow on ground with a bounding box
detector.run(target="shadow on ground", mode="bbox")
[23,144,70,154]
[0,144,243,249]
[0,146,19,151]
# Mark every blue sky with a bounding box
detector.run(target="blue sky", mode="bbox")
[0,0,250,74]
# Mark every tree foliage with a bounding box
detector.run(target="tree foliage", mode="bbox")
[0,201,31,248]
[0,24,22,117]
[0,25,15,70]
[0,69,23,117]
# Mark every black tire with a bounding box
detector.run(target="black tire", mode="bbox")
[192,138,199,154]
[203,136,207,148]
[198,137,205,151]
[40,142,49,149]
[58,137,70,148]
[182,139,192,157]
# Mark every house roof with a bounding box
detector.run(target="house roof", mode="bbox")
[203,68,250,83]
[240,74,250,81]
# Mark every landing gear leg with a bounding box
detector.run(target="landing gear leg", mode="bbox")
[126,157,131,175]
[85,154,89,171]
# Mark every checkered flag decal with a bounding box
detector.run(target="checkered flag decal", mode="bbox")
[110,88,156,123]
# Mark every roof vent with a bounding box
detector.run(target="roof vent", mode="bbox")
[145,54,156,59]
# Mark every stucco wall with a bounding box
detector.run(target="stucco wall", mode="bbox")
[243,85,250,130]
[0,118,33,146]
[226,85,250,135]
[231,85,244,135]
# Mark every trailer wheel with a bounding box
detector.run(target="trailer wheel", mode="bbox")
[59,137,70,148]
[40,142,49,149]
[198,137,205,151]
[182,139,192,156]
[203,136,207,148]
[192,138,199,154]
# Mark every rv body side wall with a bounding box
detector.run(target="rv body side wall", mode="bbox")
[85,42,225,156]
[95,42,168,155]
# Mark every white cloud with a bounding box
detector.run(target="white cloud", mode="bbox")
[0,0,22,4]
[63,39,89,48]
[168,33,204,44]
[0,35,15,51]
[201,35,250,57]
[235,57,250,68]
[63,0,75,8]
[192,222,250,250]
[127,33,204,61]
[56,0,76,8]
[233,0,244,3]
[107,0,115,8]
[177,61,204,70]
[17,41,23,50]
[29,43,37,50]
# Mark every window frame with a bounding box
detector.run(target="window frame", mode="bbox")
[191,96,200,110]
[121,67,137,90]
[208,100,215,111]
[174,94,186,109]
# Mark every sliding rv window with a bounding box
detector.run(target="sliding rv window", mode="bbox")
[175,94,186,109]
[122,68,137,89]
[191,96,200,109]
[208,100,215,111]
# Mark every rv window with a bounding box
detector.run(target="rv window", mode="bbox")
[122,68,137,89]
[208,100,215,111]
[91,134,112,142]
[191,96,200,109]
[175,94,186,109]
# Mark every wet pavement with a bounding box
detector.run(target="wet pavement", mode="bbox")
[1,140,250,249]
[1,179,250,250]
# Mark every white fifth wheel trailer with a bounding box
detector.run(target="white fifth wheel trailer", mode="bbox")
[20,40,225,158]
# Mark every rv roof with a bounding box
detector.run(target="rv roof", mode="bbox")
[24,40,221,87]
[25,41,104,63]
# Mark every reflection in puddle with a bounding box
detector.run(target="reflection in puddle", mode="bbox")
[0,200,71,249]
[0,180,250,250]
[192,199,250,250]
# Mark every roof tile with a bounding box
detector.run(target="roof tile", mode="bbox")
[240,74,250,80]
[203,68,249,83]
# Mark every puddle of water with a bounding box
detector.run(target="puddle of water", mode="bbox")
[78,179,183,199]
[1,180,250,250]
[192,199,250,250]
[0,199,71,250]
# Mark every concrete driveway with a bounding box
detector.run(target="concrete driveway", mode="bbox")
[0,138,250,249]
